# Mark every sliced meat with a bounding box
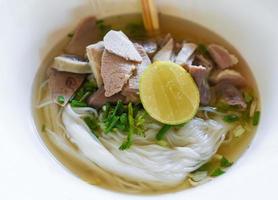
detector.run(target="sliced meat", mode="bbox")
[175,43,197,66]
[103,30,142,62]
[193,54,215,73]
[52,55,91,74]
[214,82,247,109]
[188,65,211,105]
[101,50,136,97]
[87,86,126,109]
[48,69,85,105]
[65,17,98,57]
[121,43,151,102]
[140,40,158,57]
[153,38,174,62]
[208,44,238,69]
[158,33,172,48]
[86,41,105,87]
[124,43,151,91]
[210,69,246,87]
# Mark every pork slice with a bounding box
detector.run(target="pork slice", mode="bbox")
[188,65,211,105]
[87,86,126,109]
[214,82,246,109]
[121,43,151,102]
[48,69,86,105]
[210,69,246,87]
[208,44,238,69]
[101,50,136,97]
[103,30,142,62]
[65,17,98,58]
[175,43,197,66]
[86,41,105,87]
[153,38,174,62]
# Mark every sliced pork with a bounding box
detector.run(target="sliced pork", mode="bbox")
[208,44,238,69]
[214,83,247,109]
[210,69,246,87]
[87,86,126,108]
[48,69,85,105]
[175,43,197,66]
[65,17,98,57]
[52,55,91,74]
[86,41,105,87]
[188,65,211,105]
[101,50,136,97]
[153,38,174,62]
[103,30,142,62]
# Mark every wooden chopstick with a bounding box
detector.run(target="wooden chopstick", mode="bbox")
[140,0,159,34]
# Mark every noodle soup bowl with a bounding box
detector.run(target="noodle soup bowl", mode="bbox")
[0,0,278,199]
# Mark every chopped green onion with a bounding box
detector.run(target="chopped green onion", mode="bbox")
[220,156,233,168]
[125,21,146,39]
[244,92,253,103]
[104,116,120,133]
[57,96,65,104]
[223,114,239,123]
[197,44,209,56]
[211,168,225,177]
[194,163,210,172]
[252,111,260,126]
[156,124,172,140]
[233,125,246,138]
[84,117,99,138]
[70,100,88,107]
[79,91,91,102]
[119,103,134,150]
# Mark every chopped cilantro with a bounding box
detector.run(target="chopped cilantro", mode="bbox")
[57,96,65,104]
[223,114,239,123]
[220,156,233,168]
[156,124,172,140]
[211,168,225,177]
[252,111,260,126]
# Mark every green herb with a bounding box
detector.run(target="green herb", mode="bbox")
[79,91,91,102]
[102,103,111,119]
[244,92,253,103]
[67,32,74,38]
[134,110,146,136]
[84,116,99,138]
[193,163,210,172]
[223,114,239,123]
[252,111,260,126]
[119,103,134,150]
[96,19,111,38]
[156,124,172,140]
[220,156,233,168]
[211,168,225,177]
[197,44,209,56]
[70,100,88,107]
[104,116,119,133]
[125,21,146,39]
[57,96,65,104]
[41,124,46,132]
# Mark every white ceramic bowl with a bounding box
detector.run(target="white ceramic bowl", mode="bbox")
[1,0,278,199]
